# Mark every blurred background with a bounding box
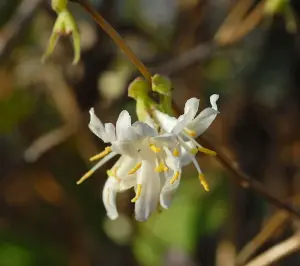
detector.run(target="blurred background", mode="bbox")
[1,0,300,265]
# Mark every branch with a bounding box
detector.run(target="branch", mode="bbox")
[199,135,300,218]
[236,210,289,265]
[150,42,215,76]
[70,0,152,84]
[0,0,43,61]
[24,125,74,162]
[245,234,300,266]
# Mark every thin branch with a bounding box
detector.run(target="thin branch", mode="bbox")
[236,210,289,265]
[245,234,300,266]
[150,42,215,76]
[24,125,74,162]
[199,135,300,219]
[70,0,152,84]
[0,0,43,61]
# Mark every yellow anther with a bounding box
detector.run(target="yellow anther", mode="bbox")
[155,162,169,173]
[149,144,161,153]
[131,184,142,202]
[128,162,142,175]
[198,147,217,156]
[89,146,112,161]
[170,171,180,184]
[173,148,179,157]
[191,148,198,155]
[199,174,209,192]
[184,128,197,137]
[77,170,94,185]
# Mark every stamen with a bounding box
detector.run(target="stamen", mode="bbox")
[173,148,179,157]
[128,162,142,175]
[77,170,94,185]
[149,144,161,153]
[155,162,169,172]
[170,171,180,184]
[198,147,217,156]
[76,151,117,185]
[199,174,209,192]
[90,146,112,161]
[131,184,142,202]
[184,128,197,137]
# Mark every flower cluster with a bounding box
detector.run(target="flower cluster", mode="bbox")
[77,95,219,221]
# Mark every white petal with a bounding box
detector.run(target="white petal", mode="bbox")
[133,121,157,137]
[153,110,177,133]
[116,110,131,140]
[172,98,200,134]
[88,108,105,139]
[184,98,200,118]
[102,123,116,142]
[160,171,181,209]
[210,94,219,111]
[134,161,160,221]
[188,108,219,137]
[102,176,120,220]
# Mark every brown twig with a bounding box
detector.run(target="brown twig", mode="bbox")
[199,135,300,219]
[236,210,289,265]
[245,233,300,266]
[0,0,43,61]
[70,0,152,84]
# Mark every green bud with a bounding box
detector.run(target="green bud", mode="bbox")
[42,10,81,64]
[151,74,172,96]
[128,77,149,100]
[264,0,288,15]
[51,0,68,13]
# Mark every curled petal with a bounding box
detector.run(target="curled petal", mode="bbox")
[210,94,219,111]
[102,177,120,220]
[88,108,105,139]
[134,161,160,221]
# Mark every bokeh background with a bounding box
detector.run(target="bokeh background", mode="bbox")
[1,0,300,265]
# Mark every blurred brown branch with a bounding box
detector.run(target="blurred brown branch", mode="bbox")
[236,210,289,265]
[215,0,265,46]
[245,233,300,266]
[199,134,300,219]
[0,0,43,61]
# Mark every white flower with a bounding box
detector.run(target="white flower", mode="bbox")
[78,108,179,221]
[78,94,219,221]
